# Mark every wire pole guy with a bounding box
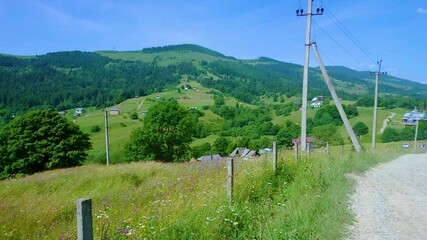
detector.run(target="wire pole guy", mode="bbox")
[370,60,386,150]
[296,0,324,151]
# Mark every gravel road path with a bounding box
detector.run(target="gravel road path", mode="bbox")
[347,153,427,240]
[379,112,396,134]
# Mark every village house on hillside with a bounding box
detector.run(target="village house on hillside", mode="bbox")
[197,154,223,162]
[74,108,85,117]
[402,109,427,126]
[229,148,259,159]
[310,96,324,108]
[109,108,120,115]
[292,136,317,149]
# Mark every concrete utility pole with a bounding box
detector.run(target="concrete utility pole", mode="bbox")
[104,111,110,166]
[311,43,362,153]
[414,119,419,150]
[371,60,386,150]
[296,0,324,151]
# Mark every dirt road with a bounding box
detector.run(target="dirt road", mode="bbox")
[379,112,396,134]
[347,153,427,240]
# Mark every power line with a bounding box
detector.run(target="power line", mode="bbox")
[322,3,377,63]
[312,19,362,64]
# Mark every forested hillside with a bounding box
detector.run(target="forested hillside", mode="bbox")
[0,51,200,112]
[1,44,426,119]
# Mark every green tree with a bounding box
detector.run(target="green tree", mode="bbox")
[126,99,195,162]
[213,137,229,156]
[382,127,399,143]
[213,93,225,108]
[312,124,344,145]
[191,142,211,158]
[352,122,369,136]
[130,112,139,120]
[0,110,91,179]
[276,120,300,148]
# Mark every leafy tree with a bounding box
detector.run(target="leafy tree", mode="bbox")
[126,99,195,162]
[345,103,359,117]
[276,120,300,148]
[213,137,229,156]
[400,127,414,141]
[91,125,101,132]
[130,112,139,120]
[312,124,344,145]
[382,127,399,143]
[213,93,225,108]
[352,122,369,136]
[191,142,211,158]
[0,110,91,179]
[237,136,251,148]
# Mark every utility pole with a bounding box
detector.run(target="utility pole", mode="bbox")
[312,43,362,153]
[371,60,386,150]
[414,119,419,151]
[296,0,324,151]
[104,111,110,166]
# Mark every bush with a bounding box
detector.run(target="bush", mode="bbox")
[91,125,101,132]
[130,112,139,120]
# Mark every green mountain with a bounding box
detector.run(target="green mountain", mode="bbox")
[0,44,426,114]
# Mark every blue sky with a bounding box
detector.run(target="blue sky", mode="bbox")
[0,0,426,83]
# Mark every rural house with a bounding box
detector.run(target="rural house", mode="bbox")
[229,148,259,159]
[402,109,427,126]
[292,136,317,149]
[197,154,223,162]
[109,108,120,115]
[74,108,85,116]
[310,96,324,108]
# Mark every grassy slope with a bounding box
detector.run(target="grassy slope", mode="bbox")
[97,50,226,66]
[0,144,412,239]
[73,77,408,162]
[73,80,256,163]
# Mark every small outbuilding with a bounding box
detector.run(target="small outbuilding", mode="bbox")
[110,108,120,115]
[197,154,223,162]
[230,148,260,159]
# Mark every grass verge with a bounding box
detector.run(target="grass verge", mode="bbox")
[0,144,405,239]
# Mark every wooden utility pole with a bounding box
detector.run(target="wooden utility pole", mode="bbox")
[227,158,234,205]
[273,141,277,172]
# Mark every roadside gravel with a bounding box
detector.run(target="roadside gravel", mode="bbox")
[347,153,427,240]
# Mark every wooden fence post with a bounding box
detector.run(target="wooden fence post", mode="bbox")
[273,141,277,172]
[76,198,93,240]
[227,158,234,205]
[326,142,330,159]
[307,143,310,160]
[294,143,298,162]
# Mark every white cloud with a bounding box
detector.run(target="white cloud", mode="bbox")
[417,7,427,14]
[39,3,104,31]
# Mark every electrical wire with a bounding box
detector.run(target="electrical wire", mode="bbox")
[312,19,362,64]
[322,3,377,63]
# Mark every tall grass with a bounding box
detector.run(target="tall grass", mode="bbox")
[0,145,404,239]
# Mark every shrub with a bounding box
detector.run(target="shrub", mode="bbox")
[91,125,101,132]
